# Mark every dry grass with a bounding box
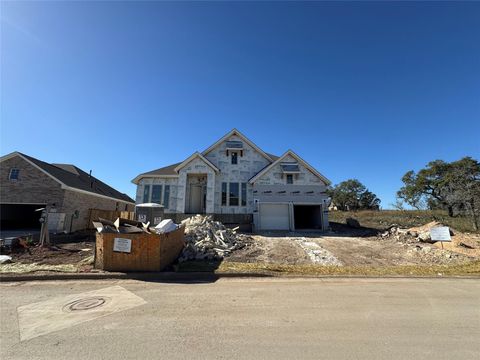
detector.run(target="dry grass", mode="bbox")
[330,210,478,233]
[0,263,78,274]
[178,260,480,277]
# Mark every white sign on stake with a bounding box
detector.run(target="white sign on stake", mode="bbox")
[113,238,132,253]
[430,227,451,242]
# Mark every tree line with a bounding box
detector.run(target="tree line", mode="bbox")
[328,156,480,230]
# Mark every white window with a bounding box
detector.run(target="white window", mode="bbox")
[9,168,20,181]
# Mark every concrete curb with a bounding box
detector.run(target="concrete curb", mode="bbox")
[0,271,272,282]
[1,272,479,282]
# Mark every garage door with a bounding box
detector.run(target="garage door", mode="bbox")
[259,203,290,230]
[0,203,44,230]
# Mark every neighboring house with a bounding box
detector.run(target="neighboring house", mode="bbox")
[132,129,331,231]
[0,152,135,232]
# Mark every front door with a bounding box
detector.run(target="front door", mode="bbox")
[189,184,204,213]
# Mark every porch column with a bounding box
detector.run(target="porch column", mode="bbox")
[205,172,215,214]
[177,172,187,213]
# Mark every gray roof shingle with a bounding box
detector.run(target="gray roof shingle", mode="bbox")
[136,152,280,179]
[19,153,134,203]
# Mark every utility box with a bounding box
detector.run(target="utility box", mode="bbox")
[135,203,164,226]
[95,226,185,272]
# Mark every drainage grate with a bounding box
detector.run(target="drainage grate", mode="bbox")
[62,297,110,313]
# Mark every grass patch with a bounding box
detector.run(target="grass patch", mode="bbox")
[177,260,480,277]
[329,210,478,233]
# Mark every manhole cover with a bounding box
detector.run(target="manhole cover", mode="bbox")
[62,296,110,313]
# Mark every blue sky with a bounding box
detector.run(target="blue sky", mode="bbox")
[1,1,479,207]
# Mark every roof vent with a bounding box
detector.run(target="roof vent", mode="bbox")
[226,141,243,150]
[281,162,300,173]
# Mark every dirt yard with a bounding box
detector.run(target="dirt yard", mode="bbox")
[225,223,480,267]
[226,236,311,265]
[0,232,95,273]
[11,242,94,265]
[2,217,479,274]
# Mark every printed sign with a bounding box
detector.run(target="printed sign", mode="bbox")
[137,214,147,222]
[430,227,451,242]
[113,238,132,253]
[153,217,162,225]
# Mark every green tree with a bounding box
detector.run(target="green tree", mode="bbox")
[329,179,381,211]
[397,157,480,230]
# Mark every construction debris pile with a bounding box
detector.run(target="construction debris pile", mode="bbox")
[294,238,342,265]
[380,221,450,244]
[93,217,178,234]
[178,215,247,262]
[379,220,480,263]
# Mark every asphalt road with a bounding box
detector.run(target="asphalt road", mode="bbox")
[1,278,479,359]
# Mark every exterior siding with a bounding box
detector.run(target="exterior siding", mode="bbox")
[136,177,179,213]
[256,154,324,186]
[177,157,216,213]
[0,156,64,206]
[204,134,270,214]
[62,189,134,232]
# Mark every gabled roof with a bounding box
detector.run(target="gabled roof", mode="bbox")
[131,130,280,184]
[1,152,135,203]
[174,152,220,173]
[202,129,274,162]
[249,150,331,185]
[131,152,224,184]
[131,162,181,184]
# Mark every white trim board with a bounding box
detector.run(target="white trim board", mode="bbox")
[131,174,179,184]
[174,152,220,173]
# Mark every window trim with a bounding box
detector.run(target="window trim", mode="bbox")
[151,184,163,204]
[163,185,170,209]
[241,182,247,206]
[9,168,20,181]
[143,184,151,203]
[222,182,228,206]
[229,182,239,206]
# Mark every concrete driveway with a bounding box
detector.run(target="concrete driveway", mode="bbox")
[1,278,479,359]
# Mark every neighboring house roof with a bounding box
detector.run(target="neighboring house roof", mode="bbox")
[202,128,274,162]
[173,152,220,174]
[249,150,332,185]
[1,152,135,204]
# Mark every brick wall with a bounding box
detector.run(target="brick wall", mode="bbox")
[0,156,64,206]
[62,190,134,232]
